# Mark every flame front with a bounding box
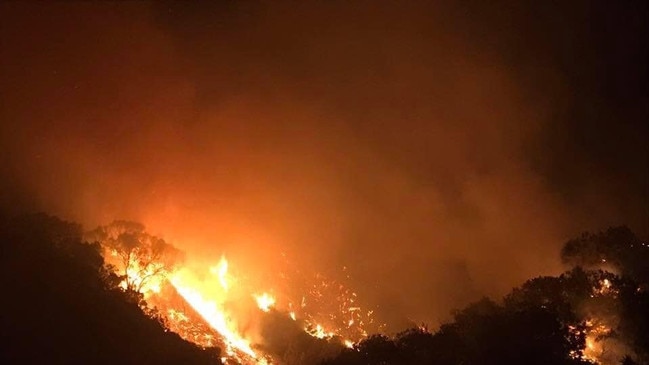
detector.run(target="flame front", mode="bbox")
[101,239,373,364]
[170,275,257,359]
[168,257,260,362]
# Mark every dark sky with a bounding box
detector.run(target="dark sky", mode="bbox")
[1,1,647,328]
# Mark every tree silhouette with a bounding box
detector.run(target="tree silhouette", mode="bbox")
[322,295,592,365]
[561,226,649,285]
[617,277,649,364]
[86,220,182,293]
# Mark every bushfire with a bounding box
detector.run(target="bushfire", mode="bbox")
[98,231,371,365]
[90,222,630,365]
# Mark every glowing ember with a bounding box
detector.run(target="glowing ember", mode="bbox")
[162,307,217,348]
[282,274,376,342]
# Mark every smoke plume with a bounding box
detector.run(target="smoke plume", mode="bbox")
[1,1,646,328]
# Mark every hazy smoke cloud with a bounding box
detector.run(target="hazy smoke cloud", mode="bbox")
[1,1,646,328]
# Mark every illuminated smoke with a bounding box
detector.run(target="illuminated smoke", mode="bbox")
[0,0,646,348]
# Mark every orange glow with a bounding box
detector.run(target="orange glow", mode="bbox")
[581,321,611,364]
[170,276,257,359]
[99,240,374,363]
[107,249,165,298]
[210,256,230,292]
[305,323,335,339]
[161,257,368,362]
[168,258,260,361]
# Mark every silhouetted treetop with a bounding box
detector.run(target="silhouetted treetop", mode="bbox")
[86,220,183,293]
[561,226,649,284]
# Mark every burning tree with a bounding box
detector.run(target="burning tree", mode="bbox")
[86,220,182,294]
[559,226,649,364]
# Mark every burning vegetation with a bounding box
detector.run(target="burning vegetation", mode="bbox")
[85,220,378,364]
[1,2,646,364]
[80,221,648,365]
[0,215,646,365]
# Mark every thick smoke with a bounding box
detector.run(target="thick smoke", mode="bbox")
[1,2,646,329]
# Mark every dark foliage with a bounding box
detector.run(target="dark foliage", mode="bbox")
[0,213,219,365]
[256,309,345,365]
[323,227,649,365]
[617,277,649,364]
[561,226,649,285]
[323,297,591,365]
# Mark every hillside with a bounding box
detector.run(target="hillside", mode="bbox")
[0,213,219,365]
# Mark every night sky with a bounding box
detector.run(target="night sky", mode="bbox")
[1,1,647,328]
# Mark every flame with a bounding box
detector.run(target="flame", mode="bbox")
[168,258,261,362]
[582,321,612,364]
[170,276,257,359]
[109,250,165,297]
[100,239,376,364]
[209,255,230,292]
[305,323,335,339]
[163,308,217,348]
[281,275,376,342]
[254,293,276,312]
[569,277,620,365]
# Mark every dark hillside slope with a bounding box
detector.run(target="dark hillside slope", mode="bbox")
[0,213,219,365]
